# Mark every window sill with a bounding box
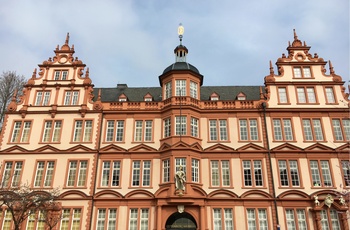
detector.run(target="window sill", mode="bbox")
[209,186,234,189]
[278,186,305,189]
[241,186,267,189]
[128,186,153,189]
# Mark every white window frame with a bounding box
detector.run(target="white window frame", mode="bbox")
[278,87,288,103]
[129,208,149,230]
[162,159,170,183]
[131,160,151,187]
[242,160,263,187]
[1,161,23,187]
[10,121,32,143]
[278,160,300,187]
[191,117,199,137]
[165,81,172,99]
[209,119,228,141]
[192,159,199,183]
[175,80,186,96]
[325,87,335,103]
[42,120,62,142]
[310,160,332,187]
[73,120,93,142]
[66,160,88,187]
[164,118,171,138]
[34,161,55,187]
[134,120,153,142]
[211,160,230,187]
[101,160,121,187]
[54,70,68,80]
[239,119,258,141]
[213,208,234,230]
[302,118,323,141]
[64,91,79,105]
[190,81,198,99]
[175,116,187,135]
[35,91,51,106]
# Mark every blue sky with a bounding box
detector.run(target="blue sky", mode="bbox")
[0,0,348,87]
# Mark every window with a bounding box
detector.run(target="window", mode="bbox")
[310,160,332,187]
[325,87,336,103]
[211,160,230,187]
[278,87,288,103]
[131,160,151,187]
[190,81,198,99]
[209,119,228,141]
[163,159,170,183]
[42,120,62,142]
[2,210,12,229]
[175,116,186,135]
[60,208,82,230]
[302,119,324,141]
[320,209,341,230]
[273,119,293,141]
[164,118,171,138]
[165,81,172,99]
[34,161,55,187]
[96,208,117,230]
[341,160,350,187]
[192,159,199,183]
[134,120,153,142]
[296,87,316,103]
[105,120,124,142]
[1,161,23,187]
[35,91,51,106]
[213,208,234,230]
[27,211,45,230]
[246,208,268,230]
[73,120,93,142]
[242,160,263,187]
[66,160,88,187]
[101,161,121,187]
[10,121,32,143]
[332,119,350,141]
[293,67,311,78]
[191,117,199,137]
[175,80,186,96]
[278,160,300,187]
[239,119,258,141]
[285,209,307,230]
[64,91,79,105]
[54,70,68,80]
[129,208,149,230]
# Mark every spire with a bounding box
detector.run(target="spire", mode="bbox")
[174,23,188,62]
[269,60,274,75]
[65,33,70,45]
[329,61,335,74]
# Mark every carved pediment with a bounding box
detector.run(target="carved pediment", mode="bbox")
[66,144,94,153]
[204,143,235,152]
[271,143,303,152]
[35,145,61,153]
[237,143,266,152]
[304,143,334,152]
[0,145,29,153]
[100,144,127,153]
[128,144,157,153]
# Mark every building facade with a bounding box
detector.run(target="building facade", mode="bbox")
[0,30,349,230]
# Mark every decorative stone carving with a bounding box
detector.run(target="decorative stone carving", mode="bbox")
[175,165,186,195]
[314,195,320,206]
[324,194,334,208]
[177,205,184,213]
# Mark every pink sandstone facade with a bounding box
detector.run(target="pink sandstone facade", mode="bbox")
[0,30,349,230]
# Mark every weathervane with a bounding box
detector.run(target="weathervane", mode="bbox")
[178,23,184,44]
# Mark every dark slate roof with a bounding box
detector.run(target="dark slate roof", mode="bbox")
[93,86,262,102]
[163,62,200,75]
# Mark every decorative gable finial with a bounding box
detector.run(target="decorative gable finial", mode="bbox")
[291,29,302,47]
[293,29,298,40]
[178,23,184,45]
[329,60,335,74]
[269,60,274,75]
[65,32,70,45]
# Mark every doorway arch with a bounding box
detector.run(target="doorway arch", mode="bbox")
[165,212,197,230]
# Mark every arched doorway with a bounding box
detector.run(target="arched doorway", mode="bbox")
[165,212,197,230]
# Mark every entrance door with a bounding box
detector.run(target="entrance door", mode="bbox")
[165,212,197,230]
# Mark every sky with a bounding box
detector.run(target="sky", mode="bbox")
[0,0,348,88]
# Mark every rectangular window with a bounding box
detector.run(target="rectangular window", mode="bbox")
[302,118,324,141]
[164,118,171,138]
[42,120,62,142]
[2,210,12,229]
[60,208,82,230]
[293,67,312,78]
[211,160,230,187]
[213,208,234,230]
[34,161,55,187]
[1,161,23,187]
[192,159,199,183]
[278,160,300,187]
[341,160,350,187]
[190,81,198,99]
[325,87,335,103]
[278,87,288,103]
[129,208,149,230]
[297,87,316,103]
[175,80,186,96]
[165,81,172,99]
[73,120,93,142]
[54,70,68,80]
[134,120,153,142]
[273,118,293,141]
[35,91,51,106]
[209,119,228,141]
[239,119,258,141]
[163,159,170,183]
[105,120,124,142]
[243,160,263,187]
[191,117,199,137]
[96,208,117,230]
[285,209,307,230]
[320,210,341,230]
[310,160,332,187]
[10,121,32,143]
[64,91,79,105]
[131,160,151,187]
[101,160,121,187]
[66,160,88,187]
[247,208,268,230]
[332,119,350,141]
[175,116,186,135]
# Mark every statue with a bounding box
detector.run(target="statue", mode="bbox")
[339,195,346,206]
[325,194,334,208]
[314,195,320,206]
[175,165,186,193]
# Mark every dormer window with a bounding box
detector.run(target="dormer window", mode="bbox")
[293,67,311,78]
[144,93,153,102]
[190,81,198,99]
[210,92,219,101]
[118,94,127,102]
[54,70,68,80]
[175,80,186,96]
[144,98,152,102]
[119,98,127,102]
[236,92,246,101]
